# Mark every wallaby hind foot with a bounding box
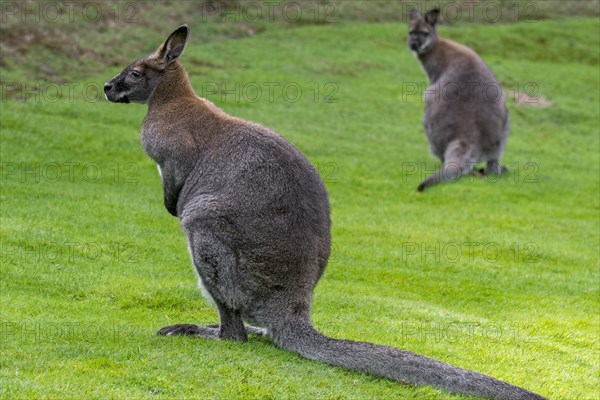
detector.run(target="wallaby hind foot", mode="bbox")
[158,297,249,341]
[206,324,268,336]
[158,324,267,338]
[157,324,220,338]
[482,161,509,176]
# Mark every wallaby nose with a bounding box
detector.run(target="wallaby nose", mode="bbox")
[104,83,113,93]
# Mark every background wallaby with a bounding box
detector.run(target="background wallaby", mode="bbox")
[408,9,510,191]
[104,25,544,399]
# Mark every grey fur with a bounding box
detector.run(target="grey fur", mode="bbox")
[408,9,510,191]
[105,25,545,399]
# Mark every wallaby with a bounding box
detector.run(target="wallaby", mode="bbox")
[408,9,510,192]
[104,25,545,399]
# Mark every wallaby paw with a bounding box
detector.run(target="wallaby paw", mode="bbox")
[157,324,205,336]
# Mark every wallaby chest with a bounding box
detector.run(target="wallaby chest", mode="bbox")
[141,113,196,167]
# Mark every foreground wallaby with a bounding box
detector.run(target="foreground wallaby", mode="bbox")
[408,9,510,191]
[104,25,544,399]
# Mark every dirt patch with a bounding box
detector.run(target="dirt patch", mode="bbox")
[509,90,553,108]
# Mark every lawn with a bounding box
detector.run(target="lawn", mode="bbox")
[1,5,599,400]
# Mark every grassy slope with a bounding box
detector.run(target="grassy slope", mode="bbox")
[1,0,598,87]
[1,18,599,399]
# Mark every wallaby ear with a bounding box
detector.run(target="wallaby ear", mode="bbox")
[409,9,421,21]
[156,25,189,66]
[424,9,440,26]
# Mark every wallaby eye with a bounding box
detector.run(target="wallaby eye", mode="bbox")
[131,70,142,78]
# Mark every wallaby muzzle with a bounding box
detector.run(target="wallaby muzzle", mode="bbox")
[104,79,130,103]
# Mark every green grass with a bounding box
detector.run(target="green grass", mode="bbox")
[1,14,599,400]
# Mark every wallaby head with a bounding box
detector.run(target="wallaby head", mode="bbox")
[104,25,189,104]
[408,9,439,54]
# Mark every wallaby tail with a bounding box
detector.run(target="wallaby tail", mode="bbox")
[417,161,474,192]
[271,319,546,400]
